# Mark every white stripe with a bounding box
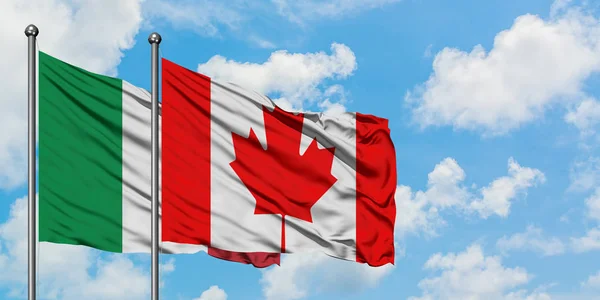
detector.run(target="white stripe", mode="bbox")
[209,80,357,259]
[121,80,205,254]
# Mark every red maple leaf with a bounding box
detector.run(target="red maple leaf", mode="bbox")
[230,106,337,252]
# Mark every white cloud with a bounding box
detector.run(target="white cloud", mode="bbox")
[272,0,400,24]
[0,196,150,299]
[248,35,277,49]
[394,185,445,238]
[570,181,600,254]
[0,0,144,189]
[143,0,244,37]
[406,6,600,135]
[409,244,543,300]
[396,157,545,237]
[569,156,600,192]
[571,228,600,253]
[582,270,600,289]
[197,43,357,111]
[260,252,393,300]
[64,256,149,300]
[394,157,467,238]
[496,225,566,256]
[143,0,396,46]
[194,285,228,300]
[469,158,546,218]
[421,157,471,209]
[504,289,553,300]
[585,188,600,222]
[550,0,574,17]
[565,98,600,137]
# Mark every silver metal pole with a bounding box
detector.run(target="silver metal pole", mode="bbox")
[148,32,162,300]
[25,24,39,300]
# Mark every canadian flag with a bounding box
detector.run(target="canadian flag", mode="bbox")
[161,59,397,267]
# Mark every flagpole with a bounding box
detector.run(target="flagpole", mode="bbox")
[149,32,162,300]
[25,24,39,300]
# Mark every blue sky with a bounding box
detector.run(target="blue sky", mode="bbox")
[1,0,600,299]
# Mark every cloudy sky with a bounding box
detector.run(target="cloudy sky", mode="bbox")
[1,0,600,299]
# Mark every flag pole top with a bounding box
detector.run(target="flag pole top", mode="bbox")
[24,24,39,37]
[148,32,162,44]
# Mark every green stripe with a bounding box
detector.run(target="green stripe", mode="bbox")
[39,51,123,252]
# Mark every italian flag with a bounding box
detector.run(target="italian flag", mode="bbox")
[39,52,397,268]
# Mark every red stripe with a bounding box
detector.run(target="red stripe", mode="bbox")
[161,58,280,267]
[355,113,396,266]
[162,58,212,246]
